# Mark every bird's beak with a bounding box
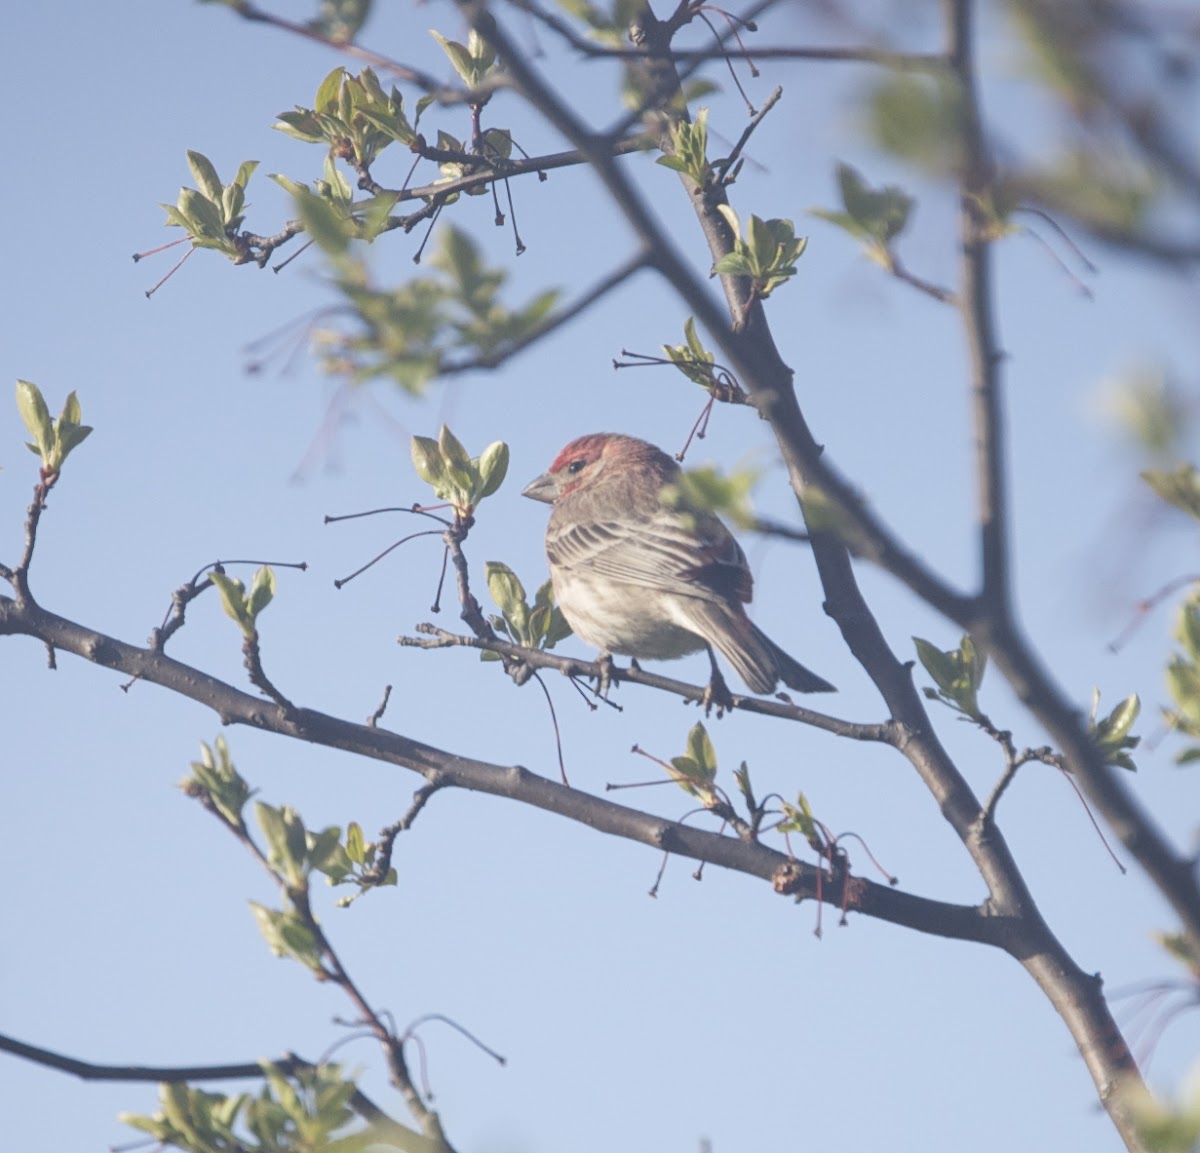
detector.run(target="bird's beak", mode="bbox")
[521,471,558,504]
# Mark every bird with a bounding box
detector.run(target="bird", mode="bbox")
[522,432,834,698]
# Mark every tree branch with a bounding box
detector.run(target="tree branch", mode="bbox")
[466,0,1147,1145]
[439,249,651,375]
[402,621,896,738]
[946,0,1011,624]
[0,591,994,946]
[0,1033,407,1141]
[504,0,944,70]
[217,0,483,105]
[457,0,977,628]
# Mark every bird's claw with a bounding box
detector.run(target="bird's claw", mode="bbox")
[596,652,616,698]
[701,667,735,717]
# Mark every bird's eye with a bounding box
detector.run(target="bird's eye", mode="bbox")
[567,459,586,475]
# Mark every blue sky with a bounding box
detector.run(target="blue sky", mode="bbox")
[2,3,1198,1152]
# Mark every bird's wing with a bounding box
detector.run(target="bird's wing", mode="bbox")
[547,506,753,604]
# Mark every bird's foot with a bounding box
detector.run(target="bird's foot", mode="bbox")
[701,666,735,717]
[596,652,617,699]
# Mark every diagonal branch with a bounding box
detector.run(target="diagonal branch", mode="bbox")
[456,0,976,628]
[0,591,995,946]
[457,1,1150,1145]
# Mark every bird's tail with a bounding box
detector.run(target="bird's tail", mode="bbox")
[756,625,836,694]
[694,601,835,694]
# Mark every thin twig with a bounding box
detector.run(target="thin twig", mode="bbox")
[188,783,453,1147]
[0,1032,318,1085]
[889,254,957,304]
[219,0,493,104]
[401,621,895,740]
[440,250,650,375]
[10,473,56,606]
[367,685,393,728]
[713,86,783,181]
[364,782,445,885]
[504,0,944,70]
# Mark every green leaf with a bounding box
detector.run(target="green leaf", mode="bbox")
[320,155,354,206]
[467,27,496,71]
[658,109,710,184]
[913,635,983,717]
[160,1082,201,1142]
[438,424,472,473]
[210,571,249,628]
[187,150,223,202]
[960,634,986,693]
[274,110,325,143]
[716,203,741,241]
[47,392,93,468]
[316,66,347,112]
[1167,657,1200,728]
[436,424,477,504]
[476,440,510,498]
[255,802,292,869]
[686,721,717,773]
[1089,690,1141,771]
[15,380,54,460]
[311,0,371,43]
[664,465,759,530]
[178,187,226,241]
[913,637,957,692]
[293,187,350,255]
[269,173,307,196]
[430,30,475,85]
[482,127,513,160]
[246,566,276,620]
[255,802,312,888]
[712,252,755,278]
[867,72,965,175]
[662,317,717,388]
[733,761,756,812]
[533,579,572,647]
[665,722,719,802]
[836,162,913,243]
[1157,930,1200,978]
[1143,465,1200,522]
[346,821,365,864]
[778,792,817,837]
[411,435,445,488]
[1176,598,1200,662]
[160,202,196,232]
[234,159,259,189]
[58,391,81,426]
[222,180,245,225]
[1100,693,1140,744]
[183,737,254,827]
[305,826,343,873]
[746,212,771,265]
[250,901,324,971]
[486,561,527,621]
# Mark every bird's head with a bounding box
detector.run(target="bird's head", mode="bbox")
[522,433,642,503]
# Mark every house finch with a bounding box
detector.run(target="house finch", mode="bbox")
[522,433,834,696]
